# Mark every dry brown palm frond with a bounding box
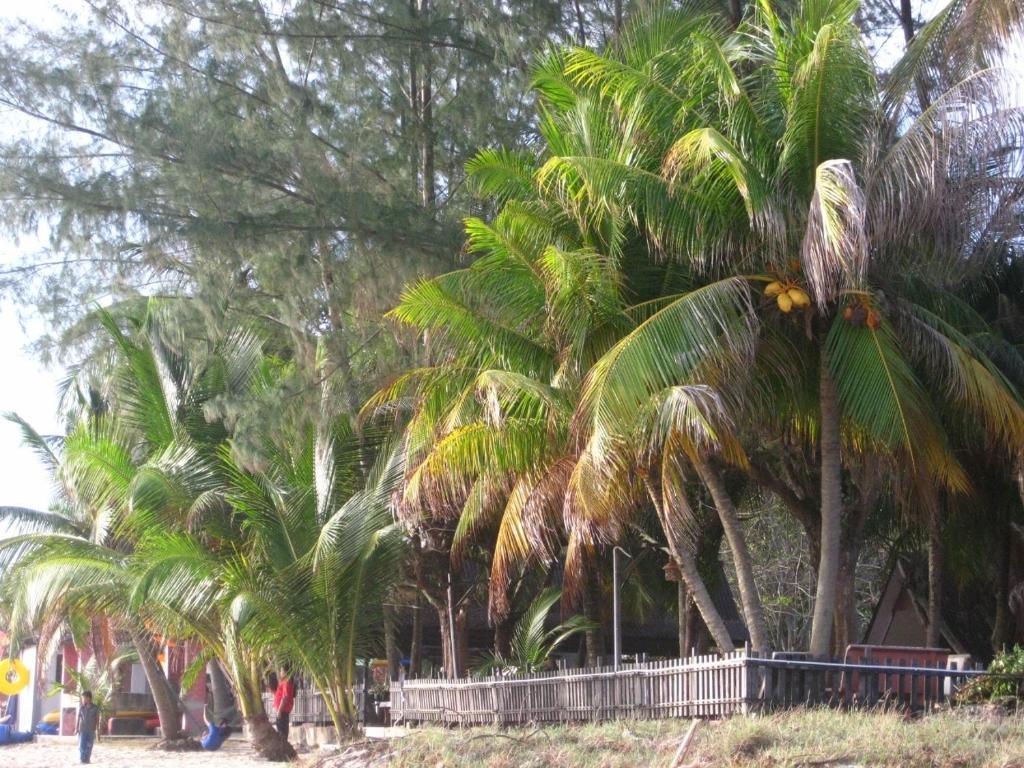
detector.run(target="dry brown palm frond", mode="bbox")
[867,68,1024,254]
[487,477,537,621]
[801,159,869,306]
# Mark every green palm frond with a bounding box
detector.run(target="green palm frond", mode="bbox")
[5,412,62,476]
[0,507,84,537]
[465,148,537,203]
[775,11,875,193]
[476,587,595,676]
[894,299,1024,455]
[388,276,552,374]
[582,277,757,445]
[451,472,509,567]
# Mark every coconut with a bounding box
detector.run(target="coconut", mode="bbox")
[776,292,794,313]
[787,287,810,309]
[764,281,785,297]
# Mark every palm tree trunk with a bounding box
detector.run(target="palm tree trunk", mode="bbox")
[235,663,296,762]
[208,660,236,721]
[643,477,735,653]
[410,593,423,677]
[677,579,689,657]
[220,648,295,762]
[694,459,769,651]
[384,606,401,681]
[991,526,1012,654]
[583,573,604,667]
[494,614,513,658]
[926,502,943,647]
[128,627,182,740]
[455,604,469,677]
[810,358,842,658]
[833,544,860,652]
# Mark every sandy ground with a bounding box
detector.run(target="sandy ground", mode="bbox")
[1,736,284,766]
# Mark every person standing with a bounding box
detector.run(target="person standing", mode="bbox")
[76,691,100,764]
[272,668,295,742]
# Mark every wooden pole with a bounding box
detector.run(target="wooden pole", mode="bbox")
[669,719,701,768]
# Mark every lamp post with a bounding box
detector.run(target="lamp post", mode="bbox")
[447,571,459,679]
[612,546,631,670]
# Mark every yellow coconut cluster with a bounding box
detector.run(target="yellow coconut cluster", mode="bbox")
[764,281,811,313]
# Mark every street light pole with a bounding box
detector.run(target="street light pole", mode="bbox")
[612,546,630,670]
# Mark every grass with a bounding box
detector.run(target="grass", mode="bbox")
[317,709,1024,767]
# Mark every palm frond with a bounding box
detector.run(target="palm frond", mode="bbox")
[581,277,758,449]
[801,159,868,304]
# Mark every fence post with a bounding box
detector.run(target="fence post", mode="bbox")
[745,651,753,720]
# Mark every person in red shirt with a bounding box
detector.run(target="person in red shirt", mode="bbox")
[273,668,295,742]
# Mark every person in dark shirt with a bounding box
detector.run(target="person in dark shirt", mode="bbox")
[200,707,231,751]
[272,668,295,742]
[75,691,100,764]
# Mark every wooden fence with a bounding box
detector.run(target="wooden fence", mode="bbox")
[389,649,1005,726]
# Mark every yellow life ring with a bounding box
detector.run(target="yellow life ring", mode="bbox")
[0,658,30,696]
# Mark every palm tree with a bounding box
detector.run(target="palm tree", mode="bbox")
[366,155,629,668]
[14,302,304,757]
[541,0,1024,656]
[0,416,186,742]
[370,130,767,661]
[84,316,406,747]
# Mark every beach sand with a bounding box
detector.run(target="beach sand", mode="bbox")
[1,736,294,766]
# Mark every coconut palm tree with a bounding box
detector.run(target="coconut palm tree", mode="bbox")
[371,130,761,656]
[0,416,186,742]
[538,0,1024,656]
[131,409,406,740]
[14,302,304,758]
[79,314,405,749]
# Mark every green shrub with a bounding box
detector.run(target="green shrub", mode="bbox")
[956,646,1024,703]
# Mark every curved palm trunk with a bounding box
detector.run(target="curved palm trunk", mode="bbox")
[128,627,182,740]
[223,649,295,762]
[676,579,688,657]
[694,459,769,651]
[643,477,735,653]
[208,660,236,721]
[809,359,842,658]
[245,712,297,762]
